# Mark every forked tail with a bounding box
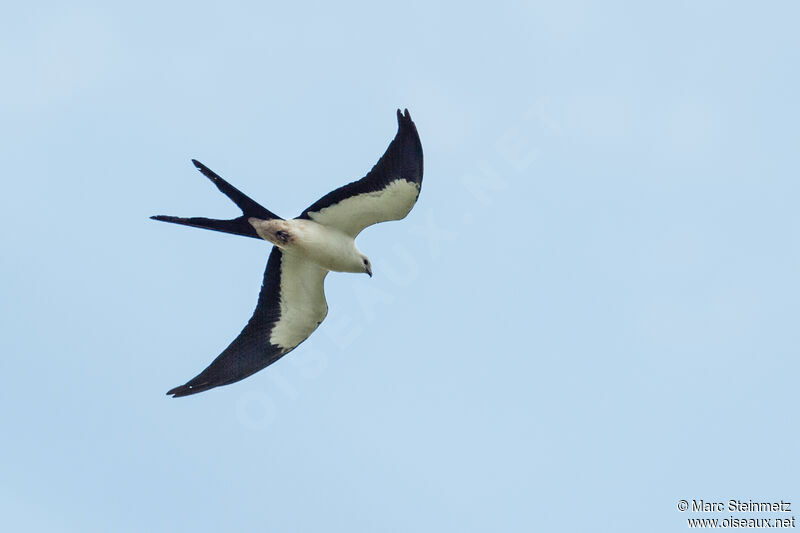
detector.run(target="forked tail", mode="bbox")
[151,159,282,239]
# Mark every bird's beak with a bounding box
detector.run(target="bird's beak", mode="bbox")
[366,265,372,278]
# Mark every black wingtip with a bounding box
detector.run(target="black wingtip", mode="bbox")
[166,384,197,398]
[166,386,190,398]
[151,215,177,223]
[167,379,217,398]
[397,108,414,126]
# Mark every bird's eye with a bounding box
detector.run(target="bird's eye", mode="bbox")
[363,259,368,265]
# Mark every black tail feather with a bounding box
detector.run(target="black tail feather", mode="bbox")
[190,160,282,221]
[151,159,282,238]
[150,215,261,239]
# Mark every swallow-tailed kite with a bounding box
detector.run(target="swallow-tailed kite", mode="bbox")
[153,109,423,397]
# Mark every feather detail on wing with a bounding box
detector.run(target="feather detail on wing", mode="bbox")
[167,247,328,397]
[298,109,424,237]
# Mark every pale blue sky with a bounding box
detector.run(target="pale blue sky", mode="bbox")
[1,1,798,531]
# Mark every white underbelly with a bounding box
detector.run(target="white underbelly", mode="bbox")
[287,219,361,273]
[249,217,362,273]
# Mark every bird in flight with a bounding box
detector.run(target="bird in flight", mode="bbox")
[153,109,423,397]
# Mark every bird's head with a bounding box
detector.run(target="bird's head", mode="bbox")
[360,254,373,278]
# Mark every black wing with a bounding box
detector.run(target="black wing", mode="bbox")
[167,247,328,397]
[298,109,424,237]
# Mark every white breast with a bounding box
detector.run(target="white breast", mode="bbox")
[286,219,364,273]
